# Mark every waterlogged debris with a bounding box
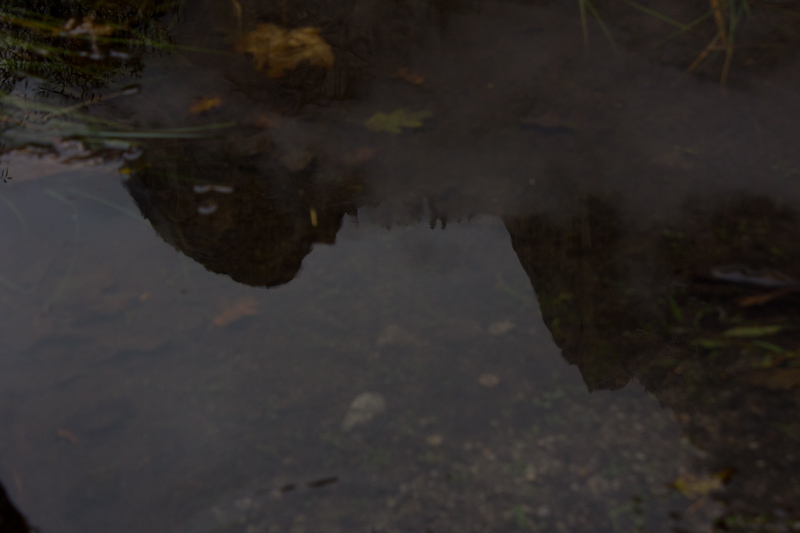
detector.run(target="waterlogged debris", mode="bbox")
[694,338,727,350]
[518,112,578,134]
[739,287,798,308]
[392,68,425,85]
[306,476,338,488]
[60,17,114,38]
[342,392,386,431]
[488,320,515,336]
[426,434,444,446]
[478,373,500,388]
[236,24,334,78]
[750,368,800,390]
[341,147,376,165]
[197,202,218,215]
[365,109,432,134]
[280,149,314,172]
[723,325,784,338]
[189,97,222,115]
[213,296,258,327]
[59,16,115,60]
[193,184,235,194]
[56,428,78,444]
[710,265,797,289]
[377,324,419,347]
[669,470,733,498]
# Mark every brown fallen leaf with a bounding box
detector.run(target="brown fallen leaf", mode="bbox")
[341,147,376,165]
[392,68,425,85]
[254,114,282,128]
[750,368,800,390]
[236,24,334,78]
[478,373,500,388]
[56,428,78,444]
[518,111,578,133]
[189,97,222,115]
[738,287,798,307]
[213,296,259,327]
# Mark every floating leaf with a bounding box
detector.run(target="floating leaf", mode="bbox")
[365,109,432,134]
[236,24,334,78]
[723,325,784,338]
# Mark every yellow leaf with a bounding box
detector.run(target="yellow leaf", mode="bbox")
[365,109,432,134]
[189,97,222,115]
[236,24,334,78]
[669,470,733,498]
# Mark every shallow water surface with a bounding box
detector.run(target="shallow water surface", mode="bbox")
[2,0,800,531]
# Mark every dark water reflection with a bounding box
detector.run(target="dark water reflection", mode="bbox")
[2,0,800,531]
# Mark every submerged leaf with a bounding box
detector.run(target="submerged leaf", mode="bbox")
[723,325,784,338]
[694,338,727,350]
[670,470,732,498]
[738,287,797,308]
[365,109,432,134]
[189,97,222,115]
[236,24,334,78]
[213,296,258,327]
[750,368,800,390]
[710,265,797,289]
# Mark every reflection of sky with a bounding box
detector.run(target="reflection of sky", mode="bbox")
[0,167,696,532]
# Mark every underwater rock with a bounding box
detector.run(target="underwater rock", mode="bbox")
[341,392,386,431]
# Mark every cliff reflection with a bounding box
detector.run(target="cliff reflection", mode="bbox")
[124,140,364,287]
[506,196,800,526]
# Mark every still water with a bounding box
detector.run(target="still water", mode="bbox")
[2,0,800,531]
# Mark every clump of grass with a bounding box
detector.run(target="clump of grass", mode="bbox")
[687,0,751,83]
[603,0,775,83]
[1,1,236,156]
[578,0,617,50]
[1,1,179,95]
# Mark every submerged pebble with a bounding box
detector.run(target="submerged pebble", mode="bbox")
[342,392,387,431]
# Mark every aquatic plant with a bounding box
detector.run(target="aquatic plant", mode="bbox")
[582,0,791,82]
[0,0,203,154]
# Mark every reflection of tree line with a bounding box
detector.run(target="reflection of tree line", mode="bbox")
[0,482,33,532]
[126,148,800,525]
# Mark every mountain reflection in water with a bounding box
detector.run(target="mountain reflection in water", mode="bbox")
[2,0,800,531]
